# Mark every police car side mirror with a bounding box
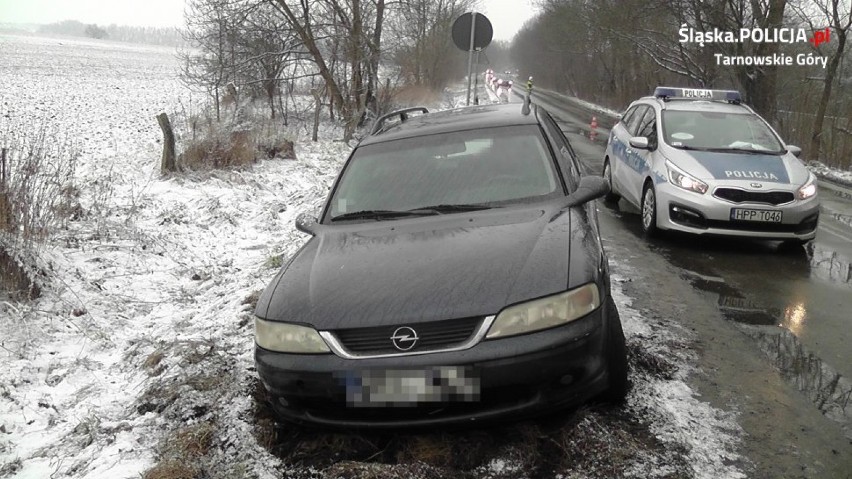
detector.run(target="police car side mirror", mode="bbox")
[295,213,319,236]
[786,145,802,157]
[629,136,650,150]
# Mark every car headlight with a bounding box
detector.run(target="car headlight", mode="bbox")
[486,283,601,339]
[255,318,330,353]
[666,160,708,194]
[797,173,817,200]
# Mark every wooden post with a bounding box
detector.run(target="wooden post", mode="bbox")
[156,113,176,174]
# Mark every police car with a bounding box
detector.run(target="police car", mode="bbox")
[603,86,819,245]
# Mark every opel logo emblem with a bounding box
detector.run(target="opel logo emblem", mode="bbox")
[390,326,419,351]
[750,182,763,188]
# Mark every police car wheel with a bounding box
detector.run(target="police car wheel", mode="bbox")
[603,161,620,203]
[641,183,658,236]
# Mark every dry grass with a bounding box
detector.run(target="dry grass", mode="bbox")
[175,102,296,172]
[0,126,79,244]
[143,459,199,479]
[1,121,79,300]
[0,247,40,299]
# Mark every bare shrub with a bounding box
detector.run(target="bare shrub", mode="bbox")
[0,124,79,244]
[174,100,296,172]
[1,121,79,298]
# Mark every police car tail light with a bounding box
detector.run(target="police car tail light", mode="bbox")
[666,160,708,194]
[797,174,817,200]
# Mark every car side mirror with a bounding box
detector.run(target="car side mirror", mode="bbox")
[563,176,609,208]
[295,213,319,235]
[786,145,802,157]
[629,136,650,150]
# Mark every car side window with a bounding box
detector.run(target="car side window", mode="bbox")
[620,106,640,128]
[540,112,579,190]
[636,108,658,149]
[626,105,648,136]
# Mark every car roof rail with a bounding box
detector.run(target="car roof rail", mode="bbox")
[370,107,429,135]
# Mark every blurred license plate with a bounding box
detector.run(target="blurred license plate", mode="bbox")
[731,208,782,222]
[339,367,480,407]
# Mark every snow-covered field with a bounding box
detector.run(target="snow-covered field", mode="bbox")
[1,33,747,478]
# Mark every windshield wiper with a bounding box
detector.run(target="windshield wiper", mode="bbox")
[330,209,438,222]
[705,147,783,155]
[672,145,712,151]
[408,203,496,214]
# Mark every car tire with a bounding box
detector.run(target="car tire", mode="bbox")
[603,160,620,203]
[641,182,658,237]
[601,294,629,404]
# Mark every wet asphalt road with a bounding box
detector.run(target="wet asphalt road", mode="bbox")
[515,90,852,445]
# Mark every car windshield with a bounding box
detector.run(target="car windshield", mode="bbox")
[326,125,562,221]
[661,110,784,153]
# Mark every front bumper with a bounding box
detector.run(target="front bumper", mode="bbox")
[655,182,819,240]
[255,309,609,428]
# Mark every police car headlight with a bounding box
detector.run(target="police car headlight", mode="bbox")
[255,318,330,353]
[797,174,817,200]
[486,284,600,339]
[666,160,708,194]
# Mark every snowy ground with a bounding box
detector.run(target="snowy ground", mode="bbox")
[0,34,765,478]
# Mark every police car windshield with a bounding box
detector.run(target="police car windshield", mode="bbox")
[662,111,784,154]
[326,125,562,222]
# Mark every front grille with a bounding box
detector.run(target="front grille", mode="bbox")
[333,316,482,354]
[713,188,794,206]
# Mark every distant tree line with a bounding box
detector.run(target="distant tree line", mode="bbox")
[513,0,852,169]
[38,20,185,47]
[180,0,478,141]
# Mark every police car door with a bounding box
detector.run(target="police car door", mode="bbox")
[610,105,641,203]
[615,105,651,206]
[626,107,658,204]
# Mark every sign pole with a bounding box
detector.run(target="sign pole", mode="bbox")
[473,49,480,105]
[465,12,477,106]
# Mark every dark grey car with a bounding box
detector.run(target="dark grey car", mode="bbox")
[255,101,628,427]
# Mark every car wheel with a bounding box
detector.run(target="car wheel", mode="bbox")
[641,183,658,236]
[601,294,628,404]
[603,160,620,203]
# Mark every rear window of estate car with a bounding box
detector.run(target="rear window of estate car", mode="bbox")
[326,125,563,219]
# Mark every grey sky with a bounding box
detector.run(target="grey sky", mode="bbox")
[0,0,537,40]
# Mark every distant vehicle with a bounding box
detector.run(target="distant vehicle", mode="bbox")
[255,101,628,427]
[603,86,819,245]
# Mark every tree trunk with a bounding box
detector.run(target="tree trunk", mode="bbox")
[809,0,849,162]
[311,88,322,142]
[157,113,177,174]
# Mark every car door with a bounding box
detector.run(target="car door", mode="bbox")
[611,105,649,206]
[625,106,658,203]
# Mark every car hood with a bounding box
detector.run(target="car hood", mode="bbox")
[664,146,808,186]
[256,203,600,329]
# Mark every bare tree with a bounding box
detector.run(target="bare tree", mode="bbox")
[182,0,303,120]
[386,0,474,90]
[793,0,852,160]
[268,0,387,140]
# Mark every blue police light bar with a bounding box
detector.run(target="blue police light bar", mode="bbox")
[654,87,741,104]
